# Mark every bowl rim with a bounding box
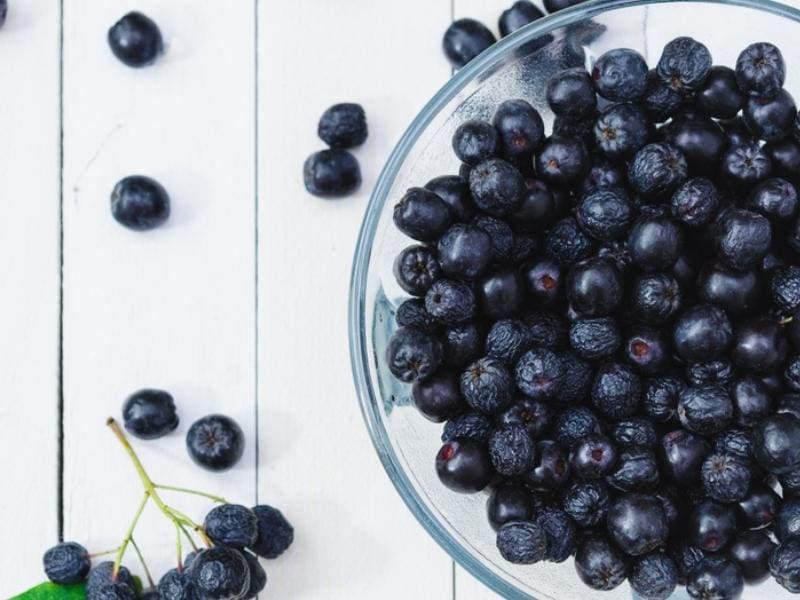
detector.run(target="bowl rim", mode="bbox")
[348,0,800,597]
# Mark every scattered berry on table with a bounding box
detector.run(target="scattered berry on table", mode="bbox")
[121,388,178,440]
[303,149,361,197]
[107,12,163,67]
[317,103,367,149]
[186,414,245,471]
[110,175,170,231]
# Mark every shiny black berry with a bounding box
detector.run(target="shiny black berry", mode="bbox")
[303,149,361,197]
[393,187,451,242]
[318,103,367,149]
[436,437,494,493]
[656,36,712,92]
[591,48,648,102]
[111,175,170,231]
[607,493,669,556]
[108,12,162,67]
[186,414,245,472]
[442,19,496,69]
[393,245,442,296]
[386,327,441,383]
[735,42,785,99]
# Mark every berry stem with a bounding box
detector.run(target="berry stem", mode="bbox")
[107,417,214,551]
[781,315,794,325]
[89,546,121,559]
[176,521,199,551]
[112,493,149,579]
[174,522,183,571]
[129,537,155,589]
[154,483,227,504]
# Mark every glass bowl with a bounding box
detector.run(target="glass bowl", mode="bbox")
[349,0,800,597]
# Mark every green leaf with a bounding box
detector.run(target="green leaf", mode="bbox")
[10,581,86,600]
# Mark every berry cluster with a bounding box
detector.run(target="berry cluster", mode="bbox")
[41,419,293,599]
[304,103,368,198]
[442,0,585,69]
[387,35,800,598]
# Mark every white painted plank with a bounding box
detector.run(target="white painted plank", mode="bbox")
[61,0,256,587]
[0,2,61,595]
[257,0,455,597]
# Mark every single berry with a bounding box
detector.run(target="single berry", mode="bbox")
[720,141,772,183]
[656,36,712,92]
[546,68,597,120]
[425,175,475,222]
[735,42,785,99]
[686,556,743,600]
[689,499,737,552]
[696,66,746,119]
[771,539,800,593]
[607,493,669,556]
[393,187,451,242]
[303,149,361,197]
[189,547,250,600]
[593,103,650,160]
[469,158,525,216]
[435,437,494,493]
[697,265,760,317]
[107,12,162,67]
[317,103,367,149]
[643,378,683,424]
[461,357,514,414]
[576,187,632,242]
[514,348,564,400]
[425,279,476,324]
[737,484,779,529]
[43,541,90,585]
[544,217,595,266]
[630,552,679,600]
[732,318,788,374]
[744,89,797,143]
[412,369,464,423]
[658,429,711,486]
[748,177,798,221]
[241,552,267,599]
[713,208,772,271]
[452,119,498,166]
[575,535,629,591]
[492,99,544,158]
[671,177,719,227]
[487,484,533,530]
[250,504,293,559]
[488,425,535,476]
[591,48,648,102]
[476,268,523,320]
[607,445,660,492]
[498,1,545,36]
[628,142,687,199]
[186,414,245,471]
[497,398,551,439]
[111,175,170,231]
[496,521,547,564]
[570,434,617,479]
[204,503,258,548]
[752,413,800,474]
[673,304,733,363]
[563,480,610,527]
[122,388,178,440]
[727,531,774,584]
[534,137,589,187]
[591,362,641,419]
[442,19,496,68]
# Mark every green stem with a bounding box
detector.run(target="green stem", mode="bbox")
[112,494,149,580]
[89,547,121,559]
[781,315,794,325]
[165,505,213,547]
[154,483,227,504]
[177,522,199,551]
[175,522,183,571]
[129,537,155,589]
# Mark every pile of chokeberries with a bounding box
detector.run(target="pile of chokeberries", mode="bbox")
[387,35,800,599]
[40,419,293,599]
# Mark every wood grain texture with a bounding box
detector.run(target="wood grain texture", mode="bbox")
[257,0,456,597]
[61,0,256,585]
[0,1,61,594]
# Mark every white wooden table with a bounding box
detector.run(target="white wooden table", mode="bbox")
[1,0,516,597]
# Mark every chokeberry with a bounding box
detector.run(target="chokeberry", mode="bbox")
[735,42,785,99]
[393,245,442,296]
[696,66,746,119]
[186,414,245,472]
[492,99,544,158]
[591,48,648,102]
[204,504,258,548]
[43,541,90,585]
[689,499,737,552]
[489,425,535,476]
[534,136,589,187]
[607,493,669,556]
[461,357,514,414]
[630,552,679,600]
[469,158,525,216]
[250,504,294,559]
[107,12,162,67]
[697,265,760,317]
[393,187,451,242]
[575,535,629,591]
[563,480,610,527]
[496,521,547,564]
[576,187,632,242]
[426,279,477,324]
[659,429,711,486]
[770,539,800,593]
[189,546,250,600]
[569,317,620,360]
[425,175,475,223]
[593,103,650,160]
[498,1,545,36]
[318,103,367,149]
[452,119,498,166]
[303,149,361,197]
[111,175,170,231]
[628,143,688,200]
[591,362,641,419]
[607,445,660,492]
[487,484,533,530]
[752,413,800,474]
[435,437,495,493]
[546,68,597,120]
[673,304,733,363]
[122,388,178,440]
[743,89,797,143]
[687,556,744,599]
[437,224,492,281]
[442,19,496,69]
